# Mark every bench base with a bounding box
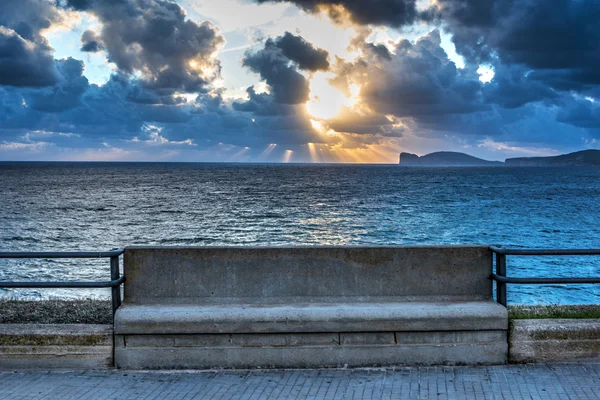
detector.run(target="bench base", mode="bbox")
[115,330,507,369]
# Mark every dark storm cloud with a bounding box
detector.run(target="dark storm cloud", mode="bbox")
[80,30,104,52]
[482,64,557,109]
[240,32,329,105]
[429,0,600,91]
[0,28,59,87]
[0,0,62,87]
[556,96,600,132]
[254,0,418,27]
[62,0,225,96]
[421,0,515,64]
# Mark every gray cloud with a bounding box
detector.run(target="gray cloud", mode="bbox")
[482,64,557,109]
[27,58,89,112]
[242,47,309,104]
[240,32,329,105]
[340,30,486,119]
[556,96,600,132]
[63,0,225,97]
[80,30,104,52]
[430,0,600,92]
[254,0,418,27]
[0,0,62,87]
[276,32,329,71]
[2,0,600,160]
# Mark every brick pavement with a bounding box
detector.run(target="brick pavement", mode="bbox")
[0,363,599,399]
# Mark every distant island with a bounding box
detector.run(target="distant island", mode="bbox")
[505,150,600,166]
[399,149,600,166]
[399,151,503,166]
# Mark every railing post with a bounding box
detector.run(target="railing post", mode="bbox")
[496,252,507,307]
[110,255,121,316]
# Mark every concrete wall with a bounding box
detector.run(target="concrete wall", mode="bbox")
[123,246,493,303]
[510,319,600,363]
[0,324,113,369]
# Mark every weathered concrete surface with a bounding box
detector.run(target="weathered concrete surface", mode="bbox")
[0,324,113,369]
[114,301,507,334]
[123,246,493,303]
[115,340,507,369]
[510,319,600,363]
[116,246,506,368]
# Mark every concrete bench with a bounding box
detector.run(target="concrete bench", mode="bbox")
[114,246,508,369]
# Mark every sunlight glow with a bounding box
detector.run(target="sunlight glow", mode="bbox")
[260,143,277,157]
[230,146,250,160]
[301,139,403,164]
[282,150,293,163]
[477,64,495,83]
[310,119,325,132]
[307,143,320,162]
[306,72,353,120]
[326,143,402,163]
[310,119,337,135]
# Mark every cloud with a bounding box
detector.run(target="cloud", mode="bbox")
[242,44,309,104]
[2,0,600,162]
[336,30,486,120]
[80,30,104,52]
[62,0,225,97]
[276,32,329,71]
[482,63,557,109]
[556,96,600,133]
[240,32,330,105]
[254,0,419,27]
[27,57,89,112]
[0,0,63,87]
[429,0,600,92]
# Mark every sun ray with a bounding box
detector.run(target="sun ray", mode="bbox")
[307,143,320,163]
[260,143,277,158]
[282,150,293,163]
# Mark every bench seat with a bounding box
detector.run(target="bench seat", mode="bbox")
[114,246,509,368]
[115,301,507,335]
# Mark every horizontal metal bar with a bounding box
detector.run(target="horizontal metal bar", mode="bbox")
[489,246,600,256]
[490,273,600,284]
[0,276,125,288]
[0,249,124,259]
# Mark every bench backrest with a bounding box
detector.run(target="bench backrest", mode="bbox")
[122,246,493,304]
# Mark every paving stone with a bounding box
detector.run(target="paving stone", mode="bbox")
[0,363,599,399]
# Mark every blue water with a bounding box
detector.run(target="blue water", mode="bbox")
[1,162,599,304]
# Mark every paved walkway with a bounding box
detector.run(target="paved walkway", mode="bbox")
[1,363,599,399]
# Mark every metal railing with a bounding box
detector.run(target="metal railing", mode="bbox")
[0,249,125,315]
[2,246,599,311]
[489,246,600,306]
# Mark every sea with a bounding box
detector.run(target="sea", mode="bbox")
[1,162,599,305]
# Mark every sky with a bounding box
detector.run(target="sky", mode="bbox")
[0,0,599,163]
